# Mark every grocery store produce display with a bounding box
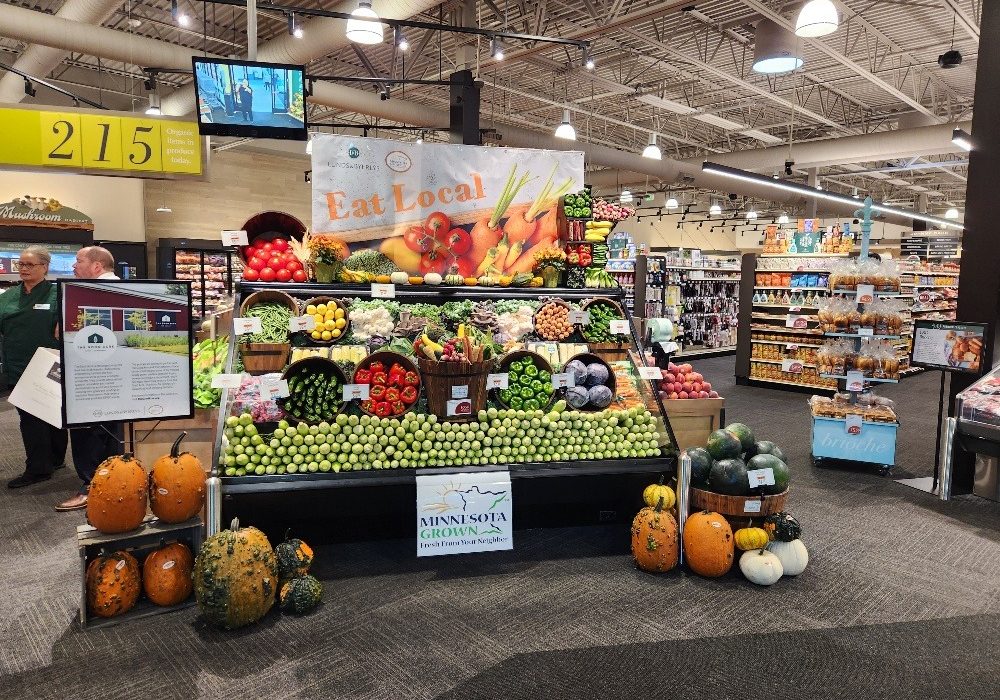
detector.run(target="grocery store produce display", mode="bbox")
[302,298,349,343]
[281,358,346,421]
[241,236,307,284]
[684,423,790,497]
[657,360,718,400]
[580,298,627,343]
[192,336,229,409]
[494,351,556,411]
[564,355,615,410]
[630,496,679,573]
[356,353,420,417]
[682,510,735,578]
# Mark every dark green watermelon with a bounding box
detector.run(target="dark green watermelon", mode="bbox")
[725,423,756,453]
[752,440,786,464]
[748,454,790,494]
[684,447,713,486]
[706,429,742,461]
[709,458,750,495]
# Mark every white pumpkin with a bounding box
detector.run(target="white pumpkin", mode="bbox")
[423,272,443,286]
[739,548,783,586]
[768,539,808,576]
[390,271,409,285]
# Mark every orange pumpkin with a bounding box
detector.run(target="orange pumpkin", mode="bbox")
[149,432,206,524]
[87,453,148,533]
[631,496,679,573]
[683,510,735,577]
[143,542,194,606]
[86,550,141,618]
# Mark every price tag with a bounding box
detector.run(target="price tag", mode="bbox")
[211,373,242,389]
[638,366,662,380]
[609,319,630,335]
[845,370,865,392]
[487,373,509,390]
[546,343,558,354]
[258,378,290,400]
[371,283,396,299]
[743,499,763,514]
[288,315,317,332]
[221,229,249,247]
[569,310,590,325]
[858,328,874,337]
[789,306,802,313]
[856,284,875,304]
[781,359,804,374]
[845,414,863,435]
[785,344,799,351]
[446,399,472,417]
[747,468,776,488]
[785,315,809,329]
[451,385,469,399]
[552,372,575,389]
[342,384,370,401]
[233,316,262,335]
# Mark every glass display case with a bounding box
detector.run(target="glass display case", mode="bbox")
[957,364,1000,436]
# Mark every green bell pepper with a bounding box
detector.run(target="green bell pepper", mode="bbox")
[524,364,538,377]
[519,386,533,399]
[510,396,523,409]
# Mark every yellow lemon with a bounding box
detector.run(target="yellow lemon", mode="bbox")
[321,330,332,341]
[335,318,346,329]
[334,308,345,320]
[305,304,317,315]
[324,311,336,322]
[325,320,337,331]
[310,330,322,340]
[317,303,328,314]
[331,328,342,339]
[313,313,324,325]
[327,300,338,310]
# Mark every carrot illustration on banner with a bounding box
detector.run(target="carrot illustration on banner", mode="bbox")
[472,165,533,276]
[502,165,573,269]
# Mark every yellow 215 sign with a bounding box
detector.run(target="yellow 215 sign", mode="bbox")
[0,107,202,176]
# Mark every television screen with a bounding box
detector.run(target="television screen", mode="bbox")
[192,57,307,141]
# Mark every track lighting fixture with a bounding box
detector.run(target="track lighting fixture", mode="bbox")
[490,37,505,61]
[346,1,384,45]
[784,160,794,176]
[379,85,391,101]
[23,79,35,98]
[396,29,409,52]
[288,13,303,38]
[582,46,594,70]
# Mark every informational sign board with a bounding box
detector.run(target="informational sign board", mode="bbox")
[59,280,194,426]
[0,106,202,177]
[416,471,513,556]
[911,320,987,374]
[8,347,63,427]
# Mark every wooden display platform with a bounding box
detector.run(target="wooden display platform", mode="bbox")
[134,408,218,471]
[664,397,725,451]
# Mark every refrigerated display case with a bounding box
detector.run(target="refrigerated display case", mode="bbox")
[156,239,243,320]
[956,365,1000,500]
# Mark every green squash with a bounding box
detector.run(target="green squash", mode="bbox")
[724,423,756,453]
[280,575,323,614]
[747,454,790,494]
[706,429,742,461]
[275,535,314,582]
[683,447,713,486]
[709,458,750,496]
[194,518,278,630]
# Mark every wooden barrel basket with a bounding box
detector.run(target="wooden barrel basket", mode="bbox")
[689,486,789,530]
[417,357,494,422]
[238,289,298,375]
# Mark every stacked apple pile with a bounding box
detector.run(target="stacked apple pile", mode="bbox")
[658,362,719,400]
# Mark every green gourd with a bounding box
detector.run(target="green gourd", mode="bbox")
[280,575,323,614]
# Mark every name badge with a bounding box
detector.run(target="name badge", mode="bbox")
[33,303,50,310]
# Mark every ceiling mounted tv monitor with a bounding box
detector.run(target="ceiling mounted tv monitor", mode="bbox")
[192,57,308,141]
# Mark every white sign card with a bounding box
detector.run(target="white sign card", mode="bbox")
[569,310,590,325]
[911,320,987,374]
[451,385,469,399]
[780,359,804,374]
[446,398,473,417]
[342,384,370,401]
[8,347,63,428]
[845,414,863,435]
[858,328,874,337]
[785,315,809,329]
[258,378,290,400]
[856,284,875,304]
[486,373,509,390]
[552,372,574,389]
[211,373,243,389]
[743,499,762,514]
[609,319,630,335]
[289,315,317,332]
[371,283,396,299]
[638,366,662,380]
[60,280,193,426]
[416,471,513,556]
[233,317,263,335]
[845,371,865,392]
[221,229,249,246]
[747,468,776,488]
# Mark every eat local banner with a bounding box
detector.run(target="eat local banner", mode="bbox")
[310,135,583,277]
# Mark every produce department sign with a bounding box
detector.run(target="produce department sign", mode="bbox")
[416,471,513,556]
[310,135,583,277]
[59,280,194,426]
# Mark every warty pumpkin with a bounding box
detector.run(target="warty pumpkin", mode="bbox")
[279,575,323,614]
[768,539,809,576]
[642,475,677,510]
[630,496,679,573]
[143,542,194,606]
[149,432,206,524]
[275,533,314,583]
[682,510,735,577]
[763,511,802,543]
[194,518,278,630]
[739,548,783,586]
[734,525,770,551]
[86,453,148,534]
[86,550,141,618]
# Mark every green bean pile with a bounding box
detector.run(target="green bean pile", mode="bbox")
[245,302,291,343]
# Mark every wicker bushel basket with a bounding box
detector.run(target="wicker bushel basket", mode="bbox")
[239,342,291,375]
[417,357,494,422]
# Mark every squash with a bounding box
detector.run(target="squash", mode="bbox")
[444,274,465,286]
[642,475,676,510]
[423,272,443,285]
[630,496,679,573]
[734,525,770,551]
[390,271,409,285]
[768,539,809,576]
[275,533,314,582]
[148,432,206,524]
[763,511,802,542]
[194,518,278,629]
[738,548,784,586]
[279,575,323,614]
[142,542,194,606]
[408,276,424,285]
[682,510,735,577]
[86,550,141,618]
[86,453,148,534]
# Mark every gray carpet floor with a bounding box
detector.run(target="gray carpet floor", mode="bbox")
[2,356,1000,699]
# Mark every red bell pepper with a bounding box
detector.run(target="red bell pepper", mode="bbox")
[385,387,401,403]
[360,400,373,413]
[369,384,387,401]
[391,400,406,415]
[371,371,388,386]
[388,365,406,387]
[403,370,419,387]
[374,401,393,417]
[368,361,385,374]
[354,368,372,383]
[400,385,418,404]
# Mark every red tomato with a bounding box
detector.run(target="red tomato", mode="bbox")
[259,267,276,282]
[449,255,476,278]
[425,211,450,239]
[268,256,283,269]
[247,257,266,272]
[420,249,453,275]
[271,238,289,252]
[281,251,296,262]
[242,268,260,282]
[260,242,274,253]
[403,225,434,253]
[291,269,307,282]
[446,228,472,256]
[285,259,303,272]
[275,268,292,282]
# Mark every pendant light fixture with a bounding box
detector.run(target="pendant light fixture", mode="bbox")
[620,189,633,204]
[554,109,576,140]
[777,213,790,224]
[346,1,383,45]
[709,201,722,217]
[642,133,661,160]
[795,0,839,38]
[665,193,678,211]
[746,209,758,220]
[490,37,505,61]
[945,207,960,220]
[145,93,161,116]
[752,19,803,74]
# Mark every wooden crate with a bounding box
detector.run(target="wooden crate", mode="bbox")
[664,397,725,451]
[77,515,204,629]
[134,408,219,471]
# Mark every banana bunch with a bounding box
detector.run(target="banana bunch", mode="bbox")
[584,220,613,242]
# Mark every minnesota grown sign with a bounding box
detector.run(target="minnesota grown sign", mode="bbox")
[415,471,513,556]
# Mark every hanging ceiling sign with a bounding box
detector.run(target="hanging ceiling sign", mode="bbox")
[0,195,93,230]
[0,105,203,178]
[310,134,583,277]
